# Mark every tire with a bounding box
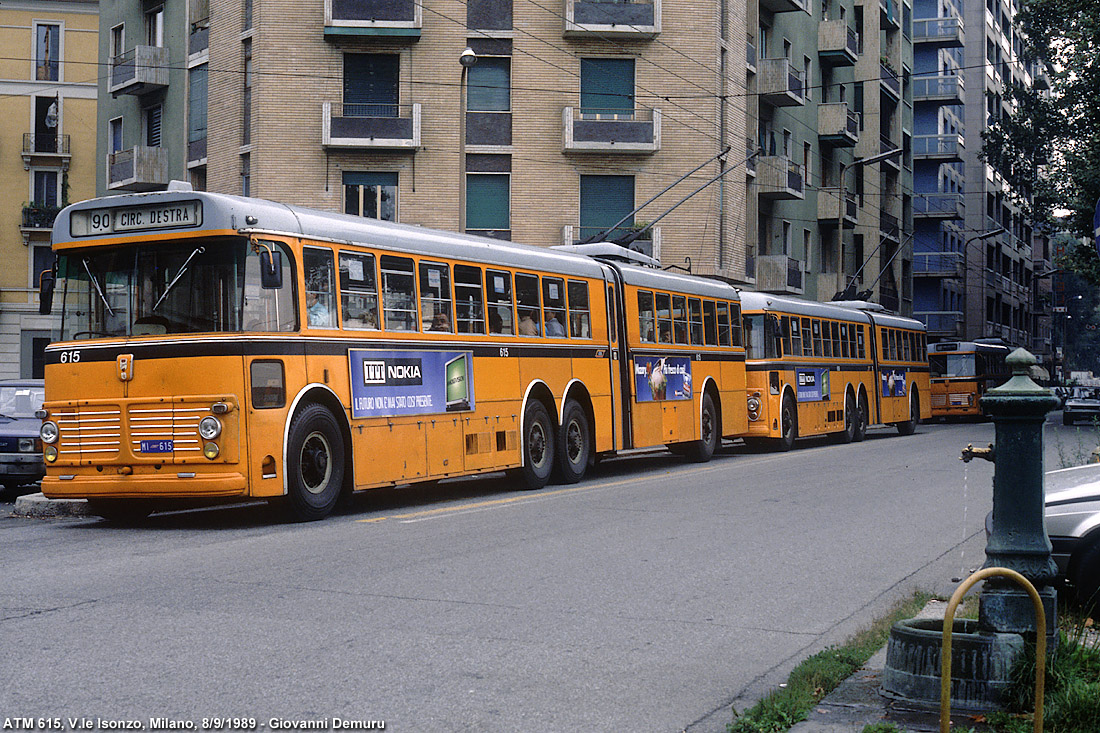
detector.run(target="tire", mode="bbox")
[687,392,719,463]
[775,394,797,452]
[285,404,346,522]
[556,400,591,484]
[1064,413,1075,426]
[1072,538,1100,612]
[896,390,919,436]
[520,400,555,490]
[838,392,857,444]
[87,499,154,525]
[853,392,869,442]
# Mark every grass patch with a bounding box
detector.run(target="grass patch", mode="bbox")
[728,591,932,733]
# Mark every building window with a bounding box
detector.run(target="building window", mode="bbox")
[144,104,162,147]
[32,170,59,207]
[109,117,124,154]
[580,58,635,117]
[35,23,60,81]
[466,174,510,233]
[110,24,124,59]
[242,40,252,145]
[188,65,208,161]
[146,6,164,46]
[344,53,399,116]
[240,153,250,196]
[33,246,55,288]
[344,172,397,221]
[579,174,634,241]
[468,57,510,112]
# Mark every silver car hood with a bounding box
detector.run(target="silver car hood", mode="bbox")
[1045,464,1100,539]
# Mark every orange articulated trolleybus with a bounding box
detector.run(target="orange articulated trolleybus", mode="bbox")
[37,188,747,521]
[738,292,931,450]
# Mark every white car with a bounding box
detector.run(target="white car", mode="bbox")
[1063,386,1100,426]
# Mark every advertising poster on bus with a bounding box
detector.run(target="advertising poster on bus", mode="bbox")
[348,349,474,418]
[634,356,692,402]
[881,369,907,397]
[796,368,830,402]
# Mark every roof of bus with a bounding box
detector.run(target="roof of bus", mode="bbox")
[614,262,741,301]
[739,290,926,331]
[51,189,611,280]
[929,341,1012,354]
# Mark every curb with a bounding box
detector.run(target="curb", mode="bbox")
[12,492,92,518]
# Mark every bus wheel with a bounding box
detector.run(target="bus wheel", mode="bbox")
[853,393,869,442]
[520,400,555,490]
[896,391,919,436]
[688,393,719,462]
[776,394,798,452]
[556,400,591,484]
[88,499,154,525]
[838,393,857,444]
[286,404,345,521]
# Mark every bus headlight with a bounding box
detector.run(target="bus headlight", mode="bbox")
[40,421,59,444]
[198,416,222,440]
[203,442,220,460]
[747,394,762,421]
[44,445,58,463]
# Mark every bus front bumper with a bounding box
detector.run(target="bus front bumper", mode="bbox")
[41,471,249,499]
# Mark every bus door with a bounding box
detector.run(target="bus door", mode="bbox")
[605,266,631,451]
[866,314,883,424]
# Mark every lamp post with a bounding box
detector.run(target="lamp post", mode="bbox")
[835,147,902,297]
[458,47,477,233]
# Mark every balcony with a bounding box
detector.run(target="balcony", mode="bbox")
[818,103,859,147]
[759,58,805,107]
[563,107,660,154]
[819,21,859,66]
[189,17,209,55]
[818,188,858,227]
[746,140,757,178]
[756,156,804,200]
[22,133,71,170]
[109,45,169,96]
[914,193,964,220]
[914,251,964,278]
[560,225,661,260]
[323,102,421,150]
[912,16,964,47]
[879,210,900,242]
[917,310,964,336]
[913,74,964,105]
[324,0,422,39]
[746,40,756,74]
[913,133,963,162]
[880,0,900,29]
[880,135,901,170]
[760,0,807,13]
[107,146,168,191]
[879,63,901,102]
[756,256,804,295]
[564,0,660,39]
[20,204,62,232]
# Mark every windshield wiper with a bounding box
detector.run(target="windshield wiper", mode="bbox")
[82,258,114,316]
[153,246,205,312]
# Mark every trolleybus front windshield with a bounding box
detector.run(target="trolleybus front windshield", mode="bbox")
[929,353,976,378]
[56,237,297,339]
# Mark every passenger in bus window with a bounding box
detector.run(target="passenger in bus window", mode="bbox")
[307,291,330,327]
[430,311,451,332]
[518,311,540,336]
[545,314,565,337]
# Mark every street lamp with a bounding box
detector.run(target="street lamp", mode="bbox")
[835,147,903,296]
[458,48,477,233]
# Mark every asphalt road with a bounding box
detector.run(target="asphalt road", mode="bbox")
[1,415,1092,732]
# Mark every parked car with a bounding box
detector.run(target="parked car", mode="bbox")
[986,463,1100,609]
[1062,386,1100,425]
[0,379,45,496]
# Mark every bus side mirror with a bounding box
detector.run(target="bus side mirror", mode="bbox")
[260,250,283,289]
[39,270,55,315]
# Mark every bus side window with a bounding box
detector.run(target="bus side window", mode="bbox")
[338,251,378,330]
[607,283,617,343]
[847,323,857,358]
[831,321,841,357]
[822,320,833,358]
[716,301,730,346]
[655,292,672,344]
[380,255,417,331]
[689,298,703,345]
[516,273,541,337]
[839,323,850,358]
[304,247,337,329]
[420,261,453,333]
[638,290,655,342]
[812,320,823,357]
[801,317,812,354]
[486,269,513,335]
[672,295,688,345]
[455,264,485,334]
[780,316,792,356]
[857,325,866,359]
[730,302,742,346]
[542,276,567,338]
[567,280,590,339]
[702,300,717,346]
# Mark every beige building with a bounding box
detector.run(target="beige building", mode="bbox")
[98,0,750,282]
[0,0,98,377]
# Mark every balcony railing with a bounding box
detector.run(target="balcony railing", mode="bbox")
[323,102,421,149]
[564,0,660,38]
[818,187,858,226]
[879,63,901,101]
[913,133,963,160]
[109,45,169,96]
[21,204,62,231]
[880,134,901,168]
[912,16,964,47]
[913,74,964,105]
[881,0,900,28]
[107,146,168,191]
[757,255,803,294]
[759,58,805,107]
[879,211,900,241]
[189,17,210,55]
[746,139,757,177]
[324,0,422,38]
[22,133,72,170]
[746,40,757,72]
[913,251,964,277]
[916,310,964,334]
[914,192,964,219]
[818,103,859,146]
[819,20,859,66]
[756,156,805,200]
[563,106,660,153]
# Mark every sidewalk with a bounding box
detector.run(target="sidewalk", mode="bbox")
[11,491,91,518]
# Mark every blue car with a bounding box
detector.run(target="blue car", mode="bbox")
[0,380,45,496]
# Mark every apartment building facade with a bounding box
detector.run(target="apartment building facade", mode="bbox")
[97,0,753,283]
[0,0,98,378]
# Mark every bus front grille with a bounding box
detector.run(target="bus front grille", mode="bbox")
[127,403,208,455]
[54,406,122,460]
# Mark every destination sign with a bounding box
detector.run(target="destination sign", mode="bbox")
[70,200,202,237]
